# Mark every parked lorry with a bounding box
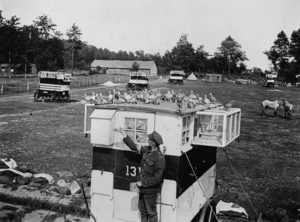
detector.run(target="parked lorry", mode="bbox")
[169,70,185,84]
[265,73,277,87]
[126,72,149,91]
[34,71,72,102]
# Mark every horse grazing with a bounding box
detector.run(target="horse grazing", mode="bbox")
[282,99,294,118]
[261,100,283,117]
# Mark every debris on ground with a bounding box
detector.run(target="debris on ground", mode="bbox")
[216,200,249,221]
[0,158,91,219]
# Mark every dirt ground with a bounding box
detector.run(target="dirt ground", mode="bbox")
[0,77,299,221]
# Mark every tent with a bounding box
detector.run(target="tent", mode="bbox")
[187,72,197,81]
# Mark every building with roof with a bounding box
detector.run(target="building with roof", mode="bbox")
[0,63,37,76]
[90,60,157,76]
[205,73,223,83]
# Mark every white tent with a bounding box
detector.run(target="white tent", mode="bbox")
[187,72,197,81]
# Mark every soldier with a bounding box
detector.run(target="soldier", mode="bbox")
[115,128,165,222]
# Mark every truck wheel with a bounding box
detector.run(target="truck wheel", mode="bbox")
[34,93,39,102]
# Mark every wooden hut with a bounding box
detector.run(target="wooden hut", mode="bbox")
[205,74,223,82]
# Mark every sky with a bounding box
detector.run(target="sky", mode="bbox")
[1,0,300,71]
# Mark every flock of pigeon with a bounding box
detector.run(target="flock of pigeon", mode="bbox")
[82,89,230,110]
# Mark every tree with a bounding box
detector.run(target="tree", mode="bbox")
[216,35,248,74]
[131,61,140,71]
[289,29,300,79]
[21,25,40,73]
[66,23,82,72]
[0,15,23,68]
[148,52,163,75]
[171,34,195,73]
[194,45,209,73]
[33,15,57,40]
[265,31,290,80]
[135,50,146,60]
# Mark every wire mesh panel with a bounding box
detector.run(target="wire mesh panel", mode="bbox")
[193,108,241,147]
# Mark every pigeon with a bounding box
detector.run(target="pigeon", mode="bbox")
[107,91,114,101]
[189,90,197,100]
[224,100,234,111]
[176,96,184,109]
[208,93,217,104]
[123,92,132,102]
[204,95,211,104]
[187,100,196,109]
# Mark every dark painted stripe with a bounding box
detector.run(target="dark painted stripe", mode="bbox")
[92,145,216,197]
[177,145,216,197]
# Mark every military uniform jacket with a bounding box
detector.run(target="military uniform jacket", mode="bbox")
[123,136,165,194]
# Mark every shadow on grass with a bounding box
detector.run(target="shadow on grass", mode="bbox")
[259,113,293,120]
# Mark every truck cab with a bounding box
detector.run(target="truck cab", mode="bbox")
[265,73,277,87]
[169,70,185,85]
[126,72,149,91]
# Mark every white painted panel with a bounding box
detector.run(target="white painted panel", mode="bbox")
[91,195,114,222]
[91,170,113,197]
[90,109,116,119]
[161,179,177,206]
[114,190,140,222]
[176,165,216,222]
[159,179,177,222]
[83,104,94,134]
[91,170,114,222]
[155,113,181,156]
[91,118,114,145]
[90,109,116,145]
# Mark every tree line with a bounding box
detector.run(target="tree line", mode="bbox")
[264,30,300,82]
[0,11,299,82]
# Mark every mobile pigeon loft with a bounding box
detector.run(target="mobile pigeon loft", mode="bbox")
[84,100,241,222]
[34,71,72,102]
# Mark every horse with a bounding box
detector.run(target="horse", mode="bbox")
[282,99,294,118]
[261,100,283,117]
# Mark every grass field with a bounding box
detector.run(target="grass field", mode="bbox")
[0,77,299,221]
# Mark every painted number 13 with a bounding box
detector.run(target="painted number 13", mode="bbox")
[125,165,141,177]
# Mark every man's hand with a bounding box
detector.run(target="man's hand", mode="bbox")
[114,127,126,137]
[136,181,142,187]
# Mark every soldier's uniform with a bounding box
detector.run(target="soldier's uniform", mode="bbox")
[123,131,165,222]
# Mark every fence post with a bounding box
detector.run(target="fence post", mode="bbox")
[1,85,3,94]
[27,82,29,91]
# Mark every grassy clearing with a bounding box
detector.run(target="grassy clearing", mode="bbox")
[0,77,299,220]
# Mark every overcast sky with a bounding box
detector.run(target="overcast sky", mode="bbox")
[1,0,300,70]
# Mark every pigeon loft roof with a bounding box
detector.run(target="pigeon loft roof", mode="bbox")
[93,101,223,115]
